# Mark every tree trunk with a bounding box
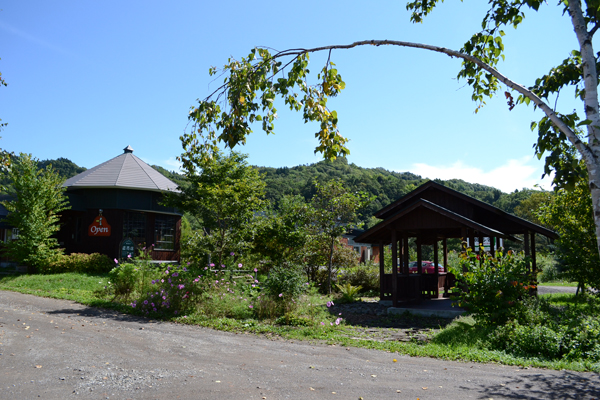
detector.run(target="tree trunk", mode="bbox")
[327,237,335,294]
[569,1,600,259]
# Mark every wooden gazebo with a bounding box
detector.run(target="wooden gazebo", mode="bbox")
[354,181,558,307]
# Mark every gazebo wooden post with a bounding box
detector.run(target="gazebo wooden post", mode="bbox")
[469,231,475,253]
[478,233,484,266]
[404,235,410,275]
[523,231,531,274]
[531,233,537,290]
[490,236,495,257]
[398,234,404,274]
[391,230,398,307]
[417,238,423,274]
[443,238,448,272]
[433,239,440,298]
[378,241,385,300]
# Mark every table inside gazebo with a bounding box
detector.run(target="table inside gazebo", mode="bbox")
[380,272,456,303]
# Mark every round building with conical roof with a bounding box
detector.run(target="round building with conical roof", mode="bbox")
[58,146,181,262]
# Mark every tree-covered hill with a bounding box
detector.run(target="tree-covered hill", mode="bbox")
[255,157,538,224]
[37,157,87,179]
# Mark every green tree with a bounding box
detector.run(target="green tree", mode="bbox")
[1,153,70,271]
[171,149,266,266]
[539,176,600,292]
[253,195,313,268]
[309,180,372,293]
[184,1,600,258]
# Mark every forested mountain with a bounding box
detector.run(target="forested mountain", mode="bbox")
[37,158,87,179]
[255,157,539,224]
[1,157,86,193]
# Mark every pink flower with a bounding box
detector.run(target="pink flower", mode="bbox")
[230,252,235,256]
[254,268,258,272]
[127,254,132,258]
[238,263,243,268]
[326,301,334,308]
[249,305,253,309]
[320,322,325,326]
[114,258,118,264]
[279,293,283,297]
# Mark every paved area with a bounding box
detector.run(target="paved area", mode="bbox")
[1,290,599,400]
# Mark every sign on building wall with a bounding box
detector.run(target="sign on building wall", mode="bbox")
[88,210,111,237]
[120,238,135,258]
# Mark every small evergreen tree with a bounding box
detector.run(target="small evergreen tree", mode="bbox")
[1,154,70,270]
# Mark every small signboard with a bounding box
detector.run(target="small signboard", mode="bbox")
[88,211,111,237]
[120,238,135,259]
[469,237,503,251]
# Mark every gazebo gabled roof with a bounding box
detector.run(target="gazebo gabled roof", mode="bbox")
[63,146,179,193]
[354,198,521,244]
[373,180,557,239]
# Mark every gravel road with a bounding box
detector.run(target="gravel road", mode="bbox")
[1,290,599,400]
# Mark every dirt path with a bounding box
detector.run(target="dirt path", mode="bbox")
[1,290,599,400]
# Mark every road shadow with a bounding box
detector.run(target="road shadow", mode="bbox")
[45,303,162,326]
[472,370,600,400]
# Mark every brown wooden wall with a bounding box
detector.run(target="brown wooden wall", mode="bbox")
[58,209,180,262]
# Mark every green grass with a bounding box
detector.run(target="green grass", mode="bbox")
[538,281,578,287]
[0,272,129,311]
[1,272,599,372]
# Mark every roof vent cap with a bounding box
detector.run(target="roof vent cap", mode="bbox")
[123,145,134,154]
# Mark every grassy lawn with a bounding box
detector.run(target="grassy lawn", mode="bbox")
[538,281,579,287]
[1,272,599,372]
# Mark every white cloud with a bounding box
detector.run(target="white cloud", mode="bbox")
[163,157,183,172]
[410,157,553,193]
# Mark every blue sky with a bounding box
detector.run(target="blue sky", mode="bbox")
[0,1,587,193]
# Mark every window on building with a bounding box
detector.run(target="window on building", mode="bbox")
[123,212,146,245]
[11,228,19,240]
[154,215,177,251]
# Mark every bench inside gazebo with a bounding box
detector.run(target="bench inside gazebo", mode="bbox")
[354,181,558,308]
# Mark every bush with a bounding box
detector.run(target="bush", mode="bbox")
[42,253,113,274]
[338,262,379,293]
[108,261,139,302]
[132,264,204,317]
[260,264,307,316]
[489,320,562,359]
[537,253,562,282]
[452,248,533,325]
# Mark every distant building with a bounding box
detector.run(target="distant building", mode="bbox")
[341,229,374,263]
[57,146,182,261]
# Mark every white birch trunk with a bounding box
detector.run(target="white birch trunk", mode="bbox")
[568,0,600,258]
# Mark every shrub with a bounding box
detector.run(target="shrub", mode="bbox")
[42,253,113,274]
[108,261,139,302]
[489,320,562,359]
[132,264,204,317]
[336,282,362,303]
[452,248,533,325]
[260,264,307,316]
[102,249,157,302]
[338,262,379,293]
[562,315,600,361]
[537,253,562,283]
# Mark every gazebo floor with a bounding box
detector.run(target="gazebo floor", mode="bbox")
[381,297,465,319]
